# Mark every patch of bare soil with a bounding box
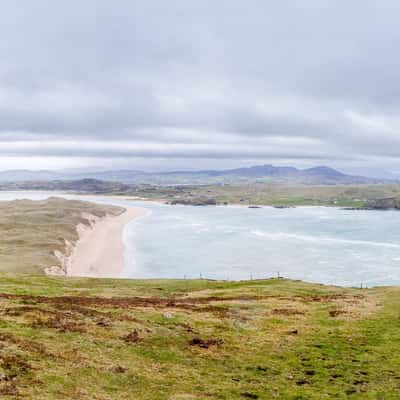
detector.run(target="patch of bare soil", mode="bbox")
[0,353,34,397]
[0,292,366,307]
[4,303,140,327]
[32,312,85,333]
[0,382,19,397]
[329,309,348,317]
[0,355,31,374]
[189,337,224,349]
[272,308,306,316]
[0,292,377,323]
[122,330,140,344]
[0,293,232,317]
[0,333,47,355]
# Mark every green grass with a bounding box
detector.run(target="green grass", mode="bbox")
[0,274,398,399]
[127,183,400,207]
[1,196,400,398]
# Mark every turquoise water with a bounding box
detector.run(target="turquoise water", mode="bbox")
[122,202,400,287]
[1,192,400,286]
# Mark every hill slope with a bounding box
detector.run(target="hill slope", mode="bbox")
[0,275,397,399]
[0,165,386,185]
[0,198,123,274]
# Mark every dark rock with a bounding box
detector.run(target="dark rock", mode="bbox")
[189,337,223,348]
[122,330,140,344]
[170,198,217,206]
[365,197,400,210]
[342,207,371,210]
[240,393,259,399]
[112,365,127,373]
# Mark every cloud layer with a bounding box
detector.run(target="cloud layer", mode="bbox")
[1,0,400,174]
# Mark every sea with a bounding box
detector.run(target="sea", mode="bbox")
[1,191,400,287]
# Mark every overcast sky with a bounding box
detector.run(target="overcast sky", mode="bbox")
[1,1,400,175]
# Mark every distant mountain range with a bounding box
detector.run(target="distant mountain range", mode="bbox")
[0,165,389,185]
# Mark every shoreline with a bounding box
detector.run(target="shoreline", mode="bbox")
[59,206,147,278]
[0,190,390,210]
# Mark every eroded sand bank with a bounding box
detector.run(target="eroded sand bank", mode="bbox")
[64,207,146,278]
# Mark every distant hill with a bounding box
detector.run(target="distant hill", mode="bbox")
[0,164,388,185]
[0,169,62,182]
[0,179,130,193]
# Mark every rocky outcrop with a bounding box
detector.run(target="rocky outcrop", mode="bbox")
[365,197,400,210]
[169,197,217,206]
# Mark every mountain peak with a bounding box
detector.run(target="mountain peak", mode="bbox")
[0,164,386,185]
[303,166,346,177]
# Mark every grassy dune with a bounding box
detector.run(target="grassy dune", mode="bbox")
[0,198,123,274]
[0,275,398,399]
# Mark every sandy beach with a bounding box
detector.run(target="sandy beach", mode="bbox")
[65,207,147,278]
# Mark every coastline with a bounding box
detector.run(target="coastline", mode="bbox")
[0,190,383,210]
[57,206,147,278]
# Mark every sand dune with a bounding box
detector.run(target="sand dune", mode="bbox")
[66,207,146,278]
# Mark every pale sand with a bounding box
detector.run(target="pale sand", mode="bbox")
[66,207,147,278]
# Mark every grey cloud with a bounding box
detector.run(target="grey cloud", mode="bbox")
[0,0,400,170]
[0,140,340,160]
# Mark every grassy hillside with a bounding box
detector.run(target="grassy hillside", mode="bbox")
[0,198,123,274]
[130,183,400,207]
[0,275,398,399]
